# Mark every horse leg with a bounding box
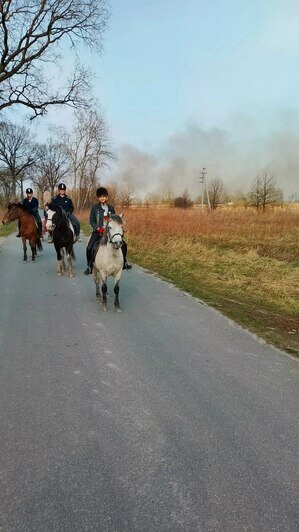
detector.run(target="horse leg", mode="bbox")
[54,242,63,276]
[22,237,27,261]
[66,252,74,278]
[101,281,108,311]
[30,237,36,261]
[114,280,121,312]
[61,248,67,272]
[93,266,101,302]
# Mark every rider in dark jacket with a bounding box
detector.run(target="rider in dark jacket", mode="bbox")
[16,187,42,237]
[84,186,132,275]
[47,183,80,240]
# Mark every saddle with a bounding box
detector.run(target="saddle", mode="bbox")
[34,217,42,237]
[68,220,79,243]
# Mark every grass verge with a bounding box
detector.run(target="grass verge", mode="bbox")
[0,221,17,237]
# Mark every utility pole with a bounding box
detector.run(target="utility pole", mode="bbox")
[198,167,211,211]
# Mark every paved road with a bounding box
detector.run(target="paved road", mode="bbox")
[0,233,298,531]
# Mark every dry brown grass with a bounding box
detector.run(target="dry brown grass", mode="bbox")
[123,207,299,262]
[112,206,299,354]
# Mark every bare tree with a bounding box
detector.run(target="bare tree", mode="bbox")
[31,138,70,196]
[119,185,135,208]
[0,167,13,202]
[173,190,193,209]
[0,0,109,118]
[248,171,283,211]
[208,178,227,211]
[0,119,41,197]
[59,108,115,209]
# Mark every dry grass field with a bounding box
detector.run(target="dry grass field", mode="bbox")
[83,206,299,355]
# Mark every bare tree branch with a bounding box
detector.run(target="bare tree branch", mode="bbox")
[31,138,70,195]
[0,0,109,117]
[0,118,41,196]
[248,170,283,211]
[56,107,115,209]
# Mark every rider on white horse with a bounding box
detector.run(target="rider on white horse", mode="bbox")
[84,186,132,275]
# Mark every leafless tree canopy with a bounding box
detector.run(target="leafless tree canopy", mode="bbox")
[173,190,193,209]
[31,138,70,196]
[208,178,227,211]
[248,171,283,211]
[0,0,109,117]
[0,119,41,197]
[58,108,115,209]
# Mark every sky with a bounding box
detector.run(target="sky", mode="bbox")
[26,0,299,198]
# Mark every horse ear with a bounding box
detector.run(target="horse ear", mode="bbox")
[119,212,124,220]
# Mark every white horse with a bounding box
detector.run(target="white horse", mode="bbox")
[93,214,124,312]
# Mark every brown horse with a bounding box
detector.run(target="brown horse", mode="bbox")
[2,202,43,261]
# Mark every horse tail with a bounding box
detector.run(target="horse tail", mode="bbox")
[37,237,43,251]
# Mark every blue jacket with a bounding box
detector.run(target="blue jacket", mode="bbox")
[48,195,74,214]
[23,197,39,216]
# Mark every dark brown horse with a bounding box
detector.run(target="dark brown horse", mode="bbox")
[2,202,43,261]
[46,206,75,277]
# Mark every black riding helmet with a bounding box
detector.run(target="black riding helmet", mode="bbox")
[96,187,108,197]
[26,188,33,194]
[58,183,67,190]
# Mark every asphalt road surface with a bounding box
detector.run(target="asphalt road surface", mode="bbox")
[0,233,298,532]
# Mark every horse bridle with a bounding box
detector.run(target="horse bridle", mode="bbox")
[46,210,64,230]
[107,224,123,246]
[46,211,56,230]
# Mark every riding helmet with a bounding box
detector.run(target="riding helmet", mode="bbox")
[58,183,67,190]
[96,187,108,197]
[26,188,33,194]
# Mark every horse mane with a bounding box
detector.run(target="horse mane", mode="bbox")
[99,214,123,246]
[54,206,69,224]
[99,229,109,246]
[58,205,68,220]
[8,202,32,215]
[111,214,124,225]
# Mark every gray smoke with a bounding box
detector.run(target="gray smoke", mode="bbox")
[108,119,299,200]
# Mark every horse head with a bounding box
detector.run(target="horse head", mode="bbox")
[106,214,124,249]
[46,207,68,231]
[2,202,17,224]
[45,208,56,232]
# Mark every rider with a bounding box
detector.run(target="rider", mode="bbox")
[16,187,42,237]
[46,183,81,242]
[83,186,132,275]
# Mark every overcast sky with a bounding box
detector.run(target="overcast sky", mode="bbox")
[33,0,299,198]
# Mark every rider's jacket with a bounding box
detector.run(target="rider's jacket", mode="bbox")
[89,203,115,232]
[48,195,74,214]
[23,197,39,217]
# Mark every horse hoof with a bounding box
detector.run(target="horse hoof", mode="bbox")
[115,307,122,313]
[102,306,107,312]
[69,273,74,278]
